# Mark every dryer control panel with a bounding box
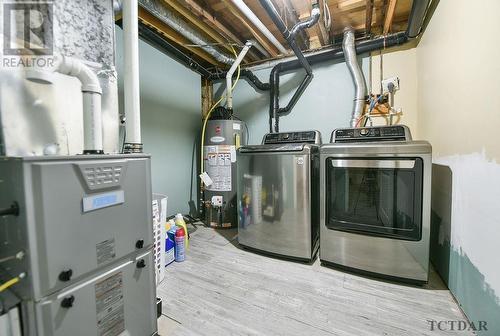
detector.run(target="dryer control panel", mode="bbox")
[263,131,322,145]
[331,125,412,143]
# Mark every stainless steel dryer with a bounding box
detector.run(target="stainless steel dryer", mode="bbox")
[320,125,432,283]
[237,131,321,261]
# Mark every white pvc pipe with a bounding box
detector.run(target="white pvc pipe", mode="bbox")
[123,0,141,146]
[56,56,103,153]
[226,42,252,109]
[82,92,103,152]
[230,0,288,55]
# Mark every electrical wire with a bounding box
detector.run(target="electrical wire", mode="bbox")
[199,45,241,180]
[0,277,20,293]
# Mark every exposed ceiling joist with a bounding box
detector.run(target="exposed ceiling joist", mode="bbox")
[222,0,281,58]
[365,0,374,35]
[162,0,235,56]
[174,0,261,62]
[383,0,397,34]
[316,0,331,45]
[138,7,222,66]
[126,0,414,67]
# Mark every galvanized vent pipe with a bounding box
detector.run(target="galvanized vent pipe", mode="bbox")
[343,27,367,127]
[139,1,234,65]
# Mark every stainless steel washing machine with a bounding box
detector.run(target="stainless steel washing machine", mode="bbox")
[237,131,321,261]
[320,125,432,283]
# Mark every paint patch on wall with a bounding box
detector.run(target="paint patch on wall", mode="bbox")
[431,152,500,335]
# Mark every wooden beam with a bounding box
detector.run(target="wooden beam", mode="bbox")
[164,0,250,61]
[222,0,280,58]
[316,0,330,45]
[335,0,367,12]
[365,0,374,35]
[180,0,260,62]
[201,78,214,119]
[383,0,397,34]
[138,7,221,66]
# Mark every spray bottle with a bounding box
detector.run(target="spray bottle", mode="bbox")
[174,227,186,262]
[174,214,189,249]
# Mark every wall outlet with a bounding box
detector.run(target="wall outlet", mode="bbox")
[211,195,223,206]
[382,76,400,93]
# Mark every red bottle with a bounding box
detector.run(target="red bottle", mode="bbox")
[174,227,186,262]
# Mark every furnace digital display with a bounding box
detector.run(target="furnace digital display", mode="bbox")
[82,190,125,212]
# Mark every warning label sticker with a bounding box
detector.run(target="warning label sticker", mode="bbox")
[96,239,116,265]
[204,145,234,192]
[95,272,125,336]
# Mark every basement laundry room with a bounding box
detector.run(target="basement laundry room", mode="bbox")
[0,0,499,335]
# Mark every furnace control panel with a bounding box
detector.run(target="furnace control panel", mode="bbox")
[331,125,411,143]
[263,131,321,145]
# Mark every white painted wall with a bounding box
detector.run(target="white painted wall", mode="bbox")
[370,45,419,137]
[416,0,500,332]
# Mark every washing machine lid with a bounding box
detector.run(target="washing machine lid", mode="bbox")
[239,130,321,153]
[262,130,322,145]
[238,143,313,153]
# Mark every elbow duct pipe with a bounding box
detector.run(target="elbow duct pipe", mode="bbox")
[123,0,142,153]
[230,0,287,55]
[56,56,103,154]
[226,41,253,110]
[343,28,367,127]
[24,55,104,154]
[259,0,320,132]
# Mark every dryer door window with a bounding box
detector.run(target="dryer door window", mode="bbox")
[326,158,423,241]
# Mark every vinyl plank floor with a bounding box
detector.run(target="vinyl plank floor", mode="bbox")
[157,225,470,336]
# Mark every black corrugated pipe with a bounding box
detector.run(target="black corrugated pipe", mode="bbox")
[137,23,213,78]
[259,0,320,132]
[266,0,430,132]
[138,21,270,91]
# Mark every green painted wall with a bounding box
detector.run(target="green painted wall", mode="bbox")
[115,28,201,216]
[214,56,370,145]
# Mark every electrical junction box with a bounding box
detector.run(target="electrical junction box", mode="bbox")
[382,76,400,93]
[0,154,158,336]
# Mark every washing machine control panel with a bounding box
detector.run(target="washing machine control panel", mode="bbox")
[331,125,411,143]
[263,131,321,145]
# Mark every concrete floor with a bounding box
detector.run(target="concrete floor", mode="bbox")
[157,225,469,336]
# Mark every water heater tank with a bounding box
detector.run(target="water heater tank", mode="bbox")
[203,119,247,228]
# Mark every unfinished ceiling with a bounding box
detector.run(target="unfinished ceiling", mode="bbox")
[133,0,413,69]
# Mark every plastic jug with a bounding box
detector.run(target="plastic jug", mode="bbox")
[174,214,189,249]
